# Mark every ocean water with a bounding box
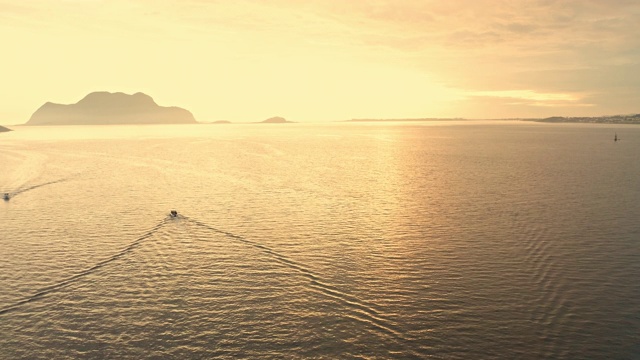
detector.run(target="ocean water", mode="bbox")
[1,121,639,359]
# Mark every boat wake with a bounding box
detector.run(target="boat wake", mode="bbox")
[184,217,411,345]
[0,218,169,315]
[3,175,78,200]
[0,213,415,355]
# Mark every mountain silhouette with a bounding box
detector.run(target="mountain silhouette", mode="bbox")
[26,92,196,125]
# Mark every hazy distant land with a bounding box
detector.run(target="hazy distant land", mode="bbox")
[260,116,293,123]
[345,118,465,123]
[0,125,11,132]
[13,90,640,126]
[26,92,196,125]
[526,114,640,124]
[202,117,293,124]
[345,115,640,125]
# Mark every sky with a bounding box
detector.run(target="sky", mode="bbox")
[1,0,639,124]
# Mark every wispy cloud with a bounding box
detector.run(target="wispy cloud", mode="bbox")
[469,90,583,103]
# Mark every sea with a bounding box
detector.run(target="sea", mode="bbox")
[1,121,639,359]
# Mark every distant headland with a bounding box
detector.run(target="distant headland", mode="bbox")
[525,114,640,124]
[344,115,640,125]
[26,92,196,125]
[0,125,11,132]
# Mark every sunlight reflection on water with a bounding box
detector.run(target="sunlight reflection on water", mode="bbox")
[1,122,639,359]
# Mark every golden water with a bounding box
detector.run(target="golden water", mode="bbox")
[1,122,639,359]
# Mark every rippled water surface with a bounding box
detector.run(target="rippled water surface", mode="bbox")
[1,122,639,359]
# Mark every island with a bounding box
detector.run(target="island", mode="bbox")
[26,91,196,125]
[0,125,11,132]
[260,116,293,124]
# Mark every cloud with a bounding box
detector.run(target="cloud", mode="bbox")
[469,90,582,103]
[1,0,639,122]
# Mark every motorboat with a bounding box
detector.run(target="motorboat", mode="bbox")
[3,193,9,201]
[170,210,178,217]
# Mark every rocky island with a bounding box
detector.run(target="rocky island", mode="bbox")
[260,116,293,123]
[26,92,196,125]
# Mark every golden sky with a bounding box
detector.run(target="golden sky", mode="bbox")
[1,0,639,124]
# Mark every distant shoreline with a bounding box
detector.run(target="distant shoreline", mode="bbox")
[522,115,640,125]
[344,115,640,125]
[4,114,640,127]
[343,118,467,123]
